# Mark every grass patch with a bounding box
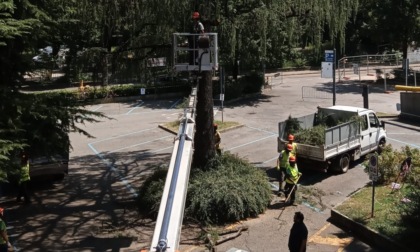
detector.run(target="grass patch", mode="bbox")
[376,112,398,117]
[162,119,241,133]
[335,184,419,250]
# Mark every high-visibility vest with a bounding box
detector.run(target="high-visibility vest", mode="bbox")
[291,142,298,156]
[215,131,221,149]
[285,163,299,184]
[278,150,291,169]
[0,219,7,245]
[20,162,30,183]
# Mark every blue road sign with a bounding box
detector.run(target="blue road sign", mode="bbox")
[325,50,334,62]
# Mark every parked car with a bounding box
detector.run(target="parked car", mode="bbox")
[32,45,68,68]
[29,153,69,180]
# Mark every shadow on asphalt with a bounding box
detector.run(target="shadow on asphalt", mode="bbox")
[1,149,167,251]
[65,236,133,251]
[265,158,367,187]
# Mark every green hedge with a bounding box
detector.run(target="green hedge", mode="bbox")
[187,152,271,224]
[33,83,191,102]
[137,152,272,224]
[364,145,419,185]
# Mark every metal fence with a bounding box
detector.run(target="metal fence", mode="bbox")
[302,86,333,100]
[338,54,401,82]
[24,46,173,86]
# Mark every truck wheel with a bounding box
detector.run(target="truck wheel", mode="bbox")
[378,138,386,154]
[338,154,350,173]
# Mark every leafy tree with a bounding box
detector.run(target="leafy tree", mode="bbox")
[0,0,362,176]
[356,0,420,59]
[216,0,359,73]
[0,89,108,182]
[0,1,108,182]
[193,0,359,167]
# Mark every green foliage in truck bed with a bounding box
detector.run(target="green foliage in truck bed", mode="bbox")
[294,124,326,146]
[285,114,362,146]
[284,115,302,135]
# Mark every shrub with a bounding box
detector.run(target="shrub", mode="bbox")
[137,168,167,218]
[137,153,272,224]
[364,145,419,185]
[186,153,272,224]
[240,71,264,94]
[224,79,245,100]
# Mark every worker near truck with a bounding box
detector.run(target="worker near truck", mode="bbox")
[284,156,301,206]
[288,134,298,157]
[277,144,294,196]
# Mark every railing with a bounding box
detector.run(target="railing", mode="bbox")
[337,54,400,82]
[173,33,218,72]
[301,86,333,100]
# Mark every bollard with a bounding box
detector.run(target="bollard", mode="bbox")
[362,84,369,109]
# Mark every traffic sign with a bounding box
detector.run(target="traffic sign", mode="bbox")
[321,62,333,78]
[353,64,359,74]
[325,50,334,62]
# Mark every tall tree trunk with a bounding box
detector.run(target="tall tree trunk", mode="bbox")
[192,71,215,169]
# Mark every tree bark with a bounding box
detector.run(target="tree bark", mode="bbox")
[192,71,215,169]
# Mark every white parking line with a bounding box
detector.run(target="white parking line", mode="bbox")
[125,101,144,115]
[88,143,138,197]
[89,128,155,144]
[108,135,173,153]
[90,105,103,112]
[387,137,420,149]
[108,99,182,117]
[245,125,278,135]
[226,134,277,151]
[225,126,278,156]
[169,98,182,109]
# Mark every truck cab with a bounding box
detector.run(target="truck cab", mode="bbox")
[320,106,387,157]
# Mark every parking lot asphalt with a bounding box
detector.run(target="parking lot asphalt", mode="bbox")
[1,70,419,252]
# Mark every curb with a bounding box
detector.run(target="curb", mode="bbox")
[329,209,413,252]
[382,119,420,132]
[219,124,245,133]
[158,124,178,135]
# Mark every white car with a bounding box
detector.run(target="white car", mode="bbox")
[29,154,69,180]
[32,46,68,68]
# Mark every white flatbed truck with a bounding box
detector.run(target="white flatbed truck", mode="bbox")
[278,105,387,173]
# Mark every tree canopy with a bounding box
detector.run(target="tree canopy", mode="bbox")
[2,0,420,178]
